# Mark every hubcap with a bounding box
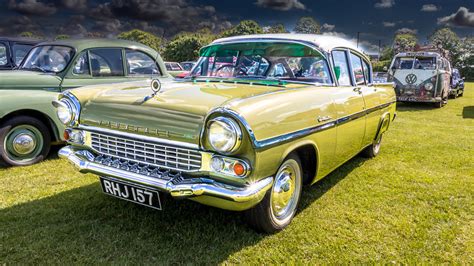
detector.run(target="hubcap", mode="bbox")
[270,159,301,223]
[4,125,43,162]
[373,135,383,154]
[12,133,37,155]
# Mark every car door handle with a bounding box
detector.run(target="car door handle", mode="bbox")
[353,87,362,94]
[317,115,332,123]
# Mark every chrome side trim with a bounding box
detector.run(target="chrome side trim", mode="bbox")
[59,146,272,203]
[79,125,199,149]
[206,101,396,150]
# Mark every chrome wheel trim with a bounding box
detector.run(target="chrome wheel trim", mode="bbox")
[4,125,44,162]
[12,133,37,155]
[373,134,383,154]
[270,159,301,225]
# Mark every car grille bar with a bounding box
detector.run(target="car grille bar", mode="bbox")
[90,131,202,172]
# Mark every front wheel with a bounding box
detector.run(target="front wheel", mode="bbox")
[244,154,303,233]
[362,133,383,158]
[0,116,51,166]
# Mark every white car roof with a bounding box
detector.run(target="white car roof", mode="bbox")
[211,33,361,54]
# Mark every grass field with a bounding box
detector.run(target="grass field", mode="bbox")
[1,83,473,264]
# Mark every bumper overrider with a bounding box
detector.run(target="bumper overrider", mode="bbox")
[59,146,273,211]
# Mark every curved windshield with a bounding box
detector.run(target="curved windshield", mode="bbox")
[21,45,74,73]
[391,56,437,70]
[191,42,332,85]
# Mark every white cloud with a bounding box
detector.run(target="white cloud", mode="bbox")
[421,4,439,12]
[374,0,394,9]
[322,23,335,31]
[321,31,379,54]
[255,0,306,11]
[438,6,474,27]
[383,21,396,27]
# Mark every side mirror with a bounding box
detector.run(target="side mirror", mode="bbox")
[462,77,466,80]
[383,66,388,71]
[334,66,341,81]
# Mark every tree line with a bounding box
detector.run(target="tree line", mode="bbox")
[18,17,473,80]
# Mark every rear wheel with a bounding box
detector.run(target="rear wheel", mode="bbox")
[362,133,383,158]
[244,154,303,233]
[0,116,51,166]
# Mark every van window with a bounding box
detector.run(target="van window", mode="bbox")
[414,57,436,70]
[331,50,351,86]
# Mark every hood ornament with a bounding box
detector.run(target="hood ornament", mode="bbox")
[142,79,161,102]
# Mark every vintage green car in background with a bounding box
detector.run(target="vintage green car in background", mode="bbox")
[0,39,169,166]
[57,34,396,232]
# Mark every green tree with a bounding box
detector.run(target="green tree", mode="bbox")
[393,33,417,54]
[220,20,263,38]
[55,34,70,40]
[428,27,461,63]
[379,46,394,61]
[457,37,474,81]
[117,29,163,52]
[18,32,42,39]
[163,29,216,62]
[293,17,320,34]
[264,24,288,34]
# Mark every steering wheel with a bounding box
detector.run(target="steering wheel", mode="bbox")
[215,64,248,76]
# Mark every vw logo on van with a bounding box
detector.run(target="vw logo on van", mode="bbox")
[405,74,417,84]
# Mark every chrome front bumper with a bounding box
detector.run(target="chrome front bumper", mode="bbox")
[59,146,273,211]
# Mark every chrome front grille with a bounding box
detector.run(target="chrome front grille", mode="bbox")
[90,132,202,172]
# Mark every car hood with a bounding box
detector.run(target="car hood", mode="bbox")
[0,70,62,90]
[71,79,301,145]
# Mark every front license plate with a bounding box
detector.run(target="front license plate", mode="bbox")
[99,177,162,210]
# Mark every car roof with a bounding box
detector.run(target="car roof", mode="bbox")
[36,38,158,55]
[0,36,42,44]
[211,33,363,55]
[395,52,441,57]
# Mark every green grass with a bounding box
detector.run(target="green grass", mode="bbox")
[1,84,473,264]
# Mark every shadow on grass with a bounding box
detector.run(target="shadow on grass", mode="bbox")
[0,154,365,264]
[462,106,474,119]
[395,102,437,112]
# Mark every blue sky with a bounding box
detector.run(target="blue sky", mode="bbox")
[0,0,473,53]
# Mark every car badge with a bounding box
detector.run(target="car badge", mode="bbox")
[405,74,417,85]
[142,79,161,102]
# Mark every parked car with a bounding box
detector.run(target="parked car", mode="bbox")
[180,61,196,71]
[56,34,396,232]
[0,37,41,70]
[0,38,168,166]
[164,61,186,77]
[387,51,451,108]
[449,68,465,98]
[373,72,388,83]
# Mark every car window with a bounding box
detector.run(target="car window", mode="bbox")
[73,51,90,76]
[171,63,183,70]
[331,50,351,86]
[125,50,159,76]
[89,48,124,77]
[21,45,73,73]
[0,43,7,66]
[350,53,365,85]
[12,43,34,66]
[362,59,371,84]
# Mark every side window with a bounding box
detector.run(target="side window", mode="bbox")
[350,53,365,85]
[125,50,160,76]
[0,43,7,66]
[362,59,371,84]
[12,44,33,66]
[89,48,124,77]
[331,50,351,86]
[73,52,90,75]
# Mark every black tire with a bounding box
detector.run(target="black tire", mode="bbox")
[244,154,303,233]
[459,90,463,97]
[362,134,383,158]
[0,116,51,166]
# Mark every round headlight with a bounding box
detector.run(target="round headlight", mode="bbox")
[208,117,242,153]
[56,99,74,125]
[424,82,433,91]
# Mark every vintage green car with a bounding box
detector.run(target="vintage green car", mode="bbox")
[57,34,396,232]
[0,39,168,166]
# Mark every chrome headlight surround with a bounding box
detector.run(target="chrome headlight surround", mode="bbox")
[424,82,434,91]
[53,92,81,126]
[207,117,242,154]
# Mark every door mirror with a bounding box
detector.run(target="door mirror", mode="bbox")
[462,77,466,80]
[383,66,388,71]
[334,66,341,81]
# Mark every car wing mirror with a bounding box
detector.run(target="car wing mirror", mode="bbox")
[462,77,466,80]
[334,66,341,81]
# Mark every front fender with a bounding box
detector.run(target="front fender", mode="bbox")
[0,90,64,140]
